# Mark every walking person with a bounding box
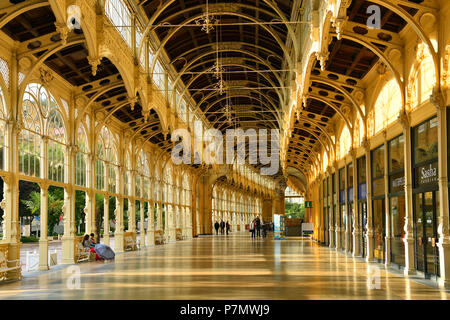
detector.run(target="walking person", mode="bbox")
[250,219,256,239]
[262,222,267,238]
[255,216,261,238]
[214,221,220,235]
[225,221,230,235]
[220,220,225,235]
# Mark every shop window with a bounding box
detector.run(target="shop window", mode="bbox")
[414,117,438,165]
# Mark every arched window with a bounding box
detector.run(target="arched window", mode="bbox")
[95,136,105,190]
[163,163,172,204]
[371,79,402,137]
[96,126,118,192]
[124,151,131,196]
[75,124,88,187]
[410,47,435,109]
[183,175,190,207]
[322,151,328,172]
[19,83,44,177]
[354,113,364,148]
[338,126,351,160]
[47,109,66,183]
[153,162,159,201]
[0,86,6,171]
[136,150,150,199]
[107,145,118,193]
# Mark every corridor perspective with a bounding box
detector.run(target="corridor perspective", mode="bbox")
[1,233,449,300]
[1,0,450,302]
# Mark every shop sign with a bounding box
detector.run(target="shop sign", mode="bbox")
[416,162,438,186]
[390,173,405,193]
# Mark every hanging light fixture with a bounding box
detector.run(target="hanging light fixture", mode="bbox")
[195,0,218,34]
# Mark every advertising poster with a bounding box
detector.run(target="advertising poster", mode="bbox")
[274,214,285,239]
[274,214,281,239]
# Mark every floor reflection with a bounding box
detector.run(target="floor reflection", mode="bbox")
[0,233,449,300]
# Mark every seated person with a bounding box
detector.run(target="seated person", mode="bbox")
[89,233,96,246]
[83,234,102,261]
[83,234,94,249]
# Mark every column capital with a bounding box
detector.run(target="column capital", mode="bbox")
[362,137,370,152]
[430,87,446,111]
[397,110,411,130]
[38,181,50,192]
[349,147,357,160]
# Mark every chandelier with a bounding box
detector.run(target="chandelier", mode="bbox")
[224,94,234,125]
[214,78,226,95]
[195,0,218,34]
[208,61,225,79]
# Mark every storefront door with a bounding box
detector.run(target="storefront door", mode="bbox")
[414,191,439,278]
[359,201,367,258]
[373,198,385,262]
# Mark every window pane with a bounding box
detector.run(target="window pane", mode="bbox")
[371,145,385,178]
[389,135,404,173]
[414,117,438,164]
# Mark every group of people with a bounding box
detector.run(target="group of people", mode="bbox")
[83,233,102,260]
[249,216,266,239]
[214,220,231,235]
[82,233,115,261]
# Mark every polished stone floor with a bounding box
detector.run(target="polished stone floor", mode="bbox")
[0,233,449,299]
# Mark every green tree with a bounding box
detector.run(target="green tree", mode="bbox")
[21,190,64,235]
[285,201,305,219]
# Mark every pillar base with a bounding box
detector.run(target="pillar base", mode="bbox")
[61,235,76,264]
[146,230,155,246]
[168,228,176,242]
[38,239,49,271]
[5,242,22,280]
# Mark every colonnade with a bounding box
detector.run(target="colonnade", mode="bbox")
[211,185,263,232]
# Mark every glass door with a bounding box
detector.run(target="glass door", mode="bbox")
[359,201,367,258]
[348,202,353,253]
[373,199,385,262]
[414,191,439,277]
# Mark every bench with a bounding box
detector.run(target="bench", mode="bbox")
[0,245,22,281]
[154,230,164,245]
[176,228,184,241]
[75,236,92,263]
[124,232,137,251]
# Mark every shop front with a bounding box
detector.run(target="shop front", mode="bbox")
[339,167,346,251]
[357,156,367,258]
[323,178,328,245]
[372,144,386,263]
[347,162,354,253]
[412,117,439,278]
[332,173,336,248]
[327,175,331,247]
[388,135,406,268]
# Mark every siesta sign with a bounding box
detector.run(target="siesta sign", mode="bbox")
[416,162,438,186]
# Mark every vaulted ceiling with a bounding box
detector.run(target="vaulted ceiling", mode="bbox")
[286,0,424,175]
